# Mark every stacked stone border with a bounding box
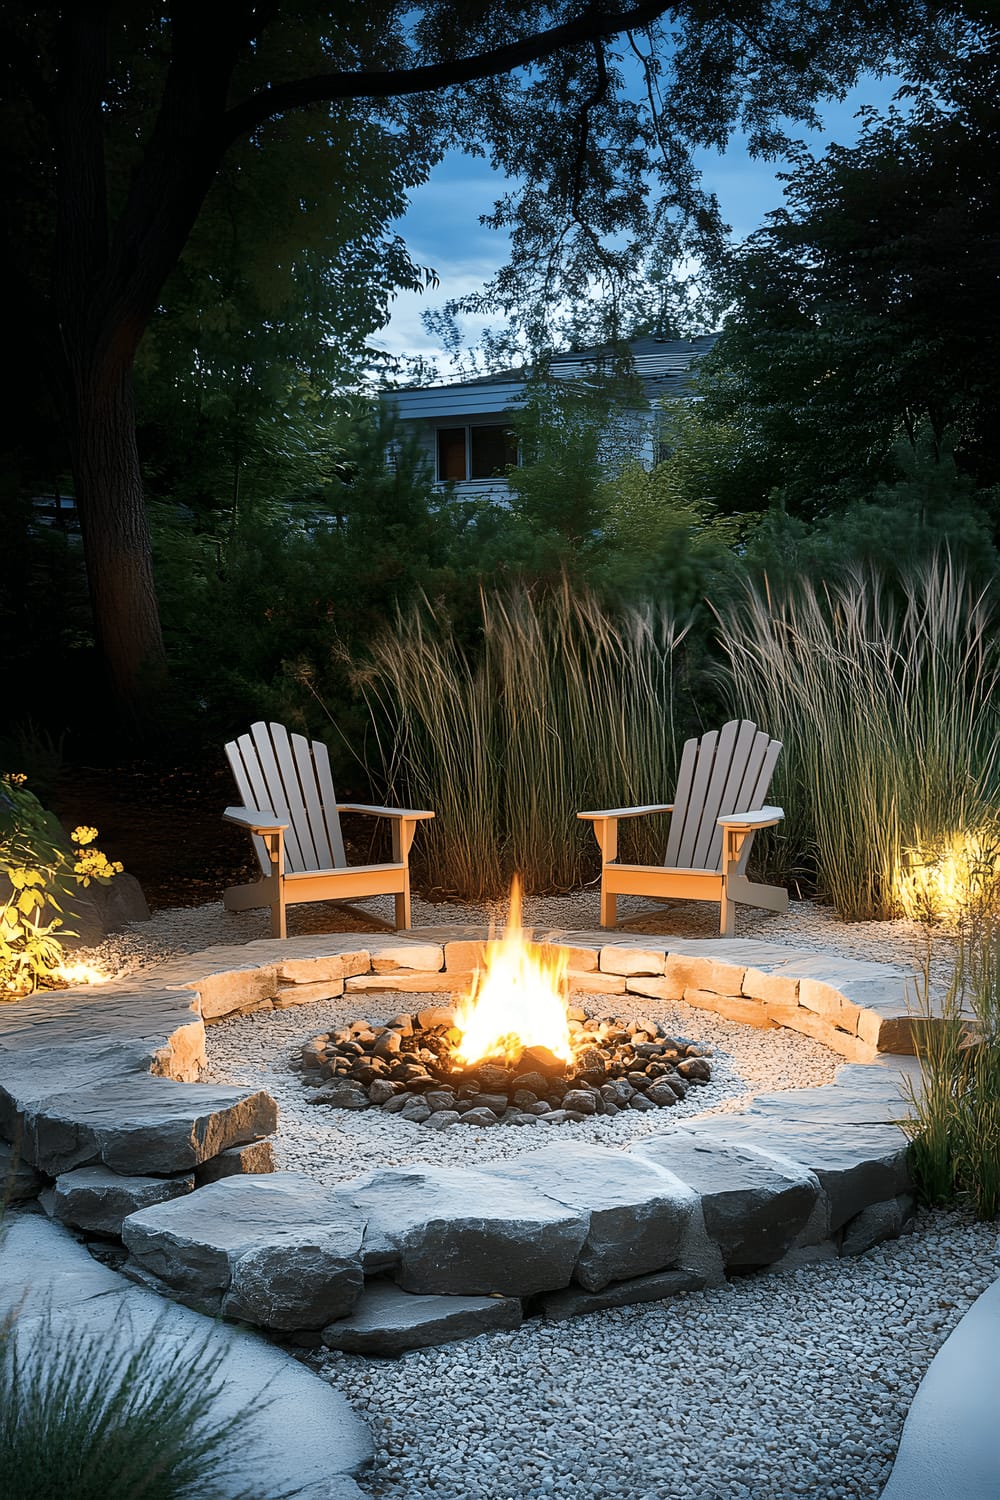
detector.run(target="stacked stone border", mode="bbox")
[1,926,927,1355]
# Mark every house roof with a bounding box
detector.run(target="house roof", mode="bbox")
[383,333,720,421]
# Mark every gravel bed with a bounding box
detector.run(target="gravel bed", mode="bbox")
[310,1209,998,1500]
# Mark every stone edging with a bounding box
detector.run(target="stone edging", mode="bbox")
[1,927,930,1354]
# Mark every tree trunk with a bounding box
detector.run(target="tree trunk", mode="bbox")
[69,363,167,731]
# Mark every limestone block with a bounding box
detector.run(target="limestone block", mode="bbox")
[346,1164,589,1297]
[539,1267,706,1320]
[443,940,489,973]
[546,943,599,974]
[195,1138,276,1184]
[681,989,776,1028]
[630,1130,819,1270]
[273,981,344,1007]
[53,1165,195,1235]
[741,967,801,1006]
[684,1115,911,1233]
[22,1075,277,1176]
[190,966,281,1021]
[148,1015,208,1082]
[626,974,685,1003]
[762,1002,874,1059]
[797,978,864,1032]
[321,1278,522,1354]
[369,942,444,973]
[488,1143,697,1292]
[599,947,666,977]
[856,1008,916,1054]
[664,954,747,997]
[122,1172,365,1330]
[277,953,370,984]
[840,1194,915,1256]
[570,972,627,995]
[344,972,467,993]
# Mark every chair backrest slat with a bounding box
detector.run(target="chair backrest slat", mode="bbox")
[267,724,319,873]
[687,718,743,869]
[295,731,346,868]
[226,732,271,876]
[663,719,782,873]
[245,722,307,873]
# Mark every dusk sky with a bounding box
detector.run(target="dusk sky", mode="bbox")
[373,72,901,370]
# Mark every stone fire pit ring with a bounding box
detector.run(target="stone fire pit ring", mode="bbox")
[1,925,923,1355]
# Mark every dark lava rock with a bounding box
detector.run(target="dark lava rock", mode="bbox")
[677,1057,711,1082]
[461,1107,500,1128]
[561,1089,598,1115]
[511,1071,550,1097]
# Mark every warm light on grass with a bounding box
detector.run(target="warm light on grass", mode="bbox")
[896,826,1000,925]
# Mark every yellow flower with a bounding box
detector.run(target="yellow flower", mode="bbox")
[3,772,27,786]
[70,826,99,846]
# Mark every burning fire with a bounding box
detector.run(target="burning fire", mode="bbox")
[451,876,573,1067]
[51,961,110,988]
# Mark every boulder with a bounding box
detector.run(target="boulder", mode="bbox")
[539,1267,706,1320]
[630,1131,819,1269]
[195,1139,275,1184]
[840,1194,915,1256]
[21,1074,277,1176]
[122,1172,365,1330]
[487,1143,696,1292]
[321,1278,522,1354]
[56,873,150,949]
[682,1115,911,1232]
[0,1140,45,1201]
[52,1165,195,1235]
[346,1164,589,1297]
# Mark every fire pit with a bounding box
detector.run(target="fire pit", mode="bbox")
[300,879,712,1129]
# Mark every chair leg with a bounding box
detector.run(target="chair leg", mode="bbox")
[395,875,411,931]
[600,883,617,928]
[719,892,736,938]
[271,888,287,940]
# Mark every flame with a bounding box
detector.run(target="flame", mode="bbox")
[51,961,110,987]
[451,875,573,1067]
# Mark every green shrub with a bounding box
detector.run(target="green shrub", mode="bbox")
[358,581,692,899]
[0,1308,258,1500]
[903,919,1000,1221]
[0,774,122,997]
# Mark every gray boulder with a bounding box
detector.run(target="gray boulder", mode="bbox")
[122,1172,365,1329]
[53,1165,194,1235]
[487,1143,696,1291]
[630,1130,819,1269]
[346,1164,589,1297]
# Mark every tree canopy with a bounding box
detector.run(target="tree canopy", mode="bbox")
[0,0,985,727]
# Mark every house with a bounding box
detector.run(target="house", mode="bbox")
[382,333,719,500]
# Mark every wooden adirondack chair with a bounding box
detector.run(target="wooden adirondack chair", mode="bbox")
[222,721,434,938]
[578,719,787,937]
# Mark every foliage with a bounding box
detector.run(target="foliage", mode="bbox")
[717,556,1000,919]
[0,1308,257,1500]
[703,25,1000,523]
[903,919,1000,1220]
[356,581,693,900]
[0,775,122,998]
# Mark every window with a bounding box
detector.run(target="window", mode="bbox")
[436,425,518,482]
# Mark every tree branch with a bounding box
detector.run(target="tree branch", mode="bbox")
[219,0,674,146]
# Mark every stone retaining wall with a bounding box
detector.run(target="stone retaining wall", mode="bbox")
[0,927,929,1354]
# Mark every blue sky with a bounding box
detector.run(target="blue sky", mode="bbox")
[372,73,901,369]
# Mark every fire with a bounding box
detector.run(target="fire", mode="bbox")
[51,961,110,988]
[451,876,573,1067]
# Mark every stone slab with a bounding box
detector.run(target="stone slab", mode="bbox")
[1,1213,372,1498]
[321,1277,522,1354]
[346,1163,589,1297]
[53,1165,195,1235]
[488,1143,696,1291]
[368,941,445,973]
[21,1075,277,1177]
[0,1140,44,1200]
[746,1083,912,1126]
[682,1115,911,1232]
[599,947,666,977]
[344,972,467,993]
[681,989,777,1028]
[273,980,345,1006]
[195,1138,276,1184]
[538,1267,706,1320]
[630,1130,819,1269]
[277,952,371,983]
[122,1172,365,1329]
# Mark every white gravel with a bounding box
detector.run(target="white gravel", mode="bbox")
[75,894,993,1500]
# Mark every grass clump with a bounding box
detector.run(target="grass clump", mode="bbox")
[0,1308,256,1500]
[718,554,1000,919]
[358,580,690,899]
[902,919,1000,1220]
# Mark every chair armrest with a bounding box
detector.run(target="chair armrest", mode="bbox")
[578,804,674,821]
[717,806,784,832]
[337,804,435,821]
[223,805,288,834]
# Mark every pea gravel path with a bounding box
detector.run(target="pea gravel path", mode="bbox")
[80,893,996,1500]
